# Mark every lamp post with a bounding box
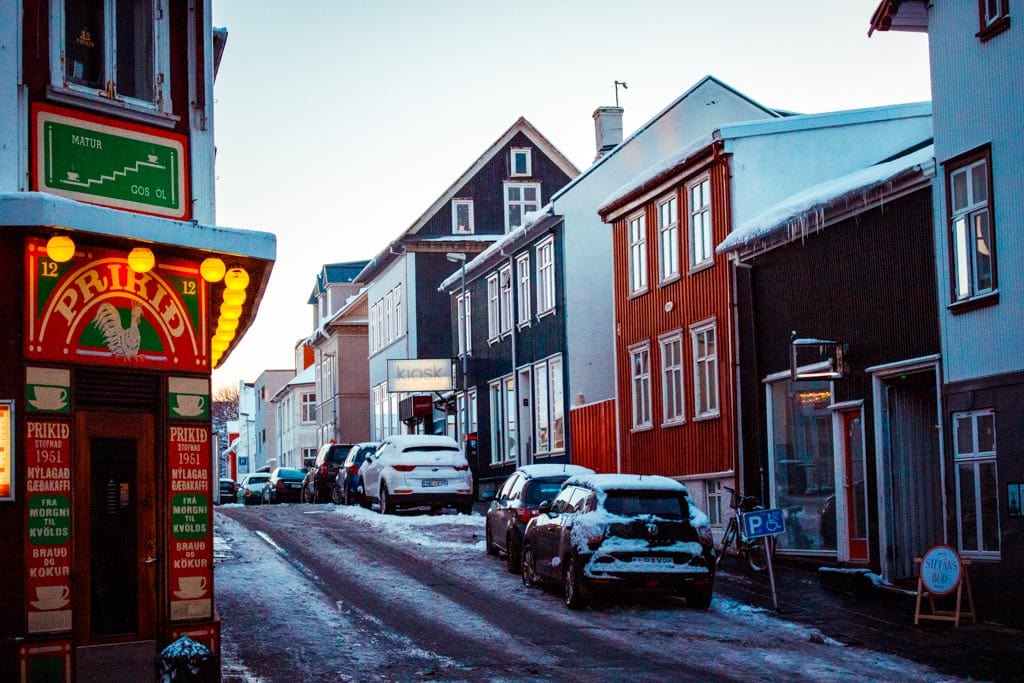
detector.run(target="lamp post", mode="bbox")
[446,253,470,450]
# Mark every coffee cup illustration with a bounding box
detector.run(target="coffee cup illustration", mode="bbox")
[34,585,70,610]
[31,386,68,410]
[173,395,205,417]
[176,576,207,599]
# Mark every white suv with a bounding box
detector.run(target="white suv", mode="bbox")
[360,434,474,514]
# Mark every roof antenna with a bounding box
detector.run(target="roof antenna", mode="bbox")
[614,80,628,107]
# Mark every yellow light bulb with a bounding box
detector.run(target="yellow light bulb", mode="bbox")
[223,267,249,291]
[128,247,155,273]
[222,289,246,306]
[200,257,226,282]
[46,235,76,262]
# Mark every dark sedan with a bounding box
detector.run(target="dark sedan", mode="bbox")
[263,467,306,504]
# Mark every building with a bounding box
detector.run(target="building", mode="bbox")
[0,1,275,678]
[252,369,294,470]
[871,0,1024,626]
[270,365,318,470]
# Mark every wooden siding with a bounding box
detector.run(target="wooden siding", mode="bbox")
[612,161,736,477]
[569,399,618,473]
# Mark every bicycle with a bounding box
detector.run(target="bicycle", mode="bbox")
[717,486,774,572]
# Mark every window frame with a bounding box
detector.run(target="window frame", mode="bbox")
[977,0,1011,41]
[945,145,998,311]
[486,273,500,341]
[300,392,316,424]
[657,193,680,284]
[49,0,174,120]
[499,265,513,335]
[511,148,533,177]
[503,182,541,232]
[455,290,471,356]
[452,199,475,234]
[691,319,720,420]
[628,341,653,431]
[627,211,648,296]
[659,330,686,426]
[516,252,532,326]
[535,237,556,316]
[953,409,1001,559]
[687,174,713,271]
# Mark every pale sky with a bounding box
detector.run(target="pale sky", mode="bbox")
[209,0,931,392]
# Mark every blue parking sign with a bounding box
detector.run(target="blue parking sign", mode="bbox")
[742,508,785,538]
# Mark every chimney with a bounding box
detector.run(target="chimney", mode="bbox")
[593,106,624,161]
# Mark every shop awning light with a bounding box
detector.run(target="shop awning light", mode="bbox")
[223,267,249,291]
[128,247,155,273]
[200,257,226,282]
[46,235,76,262]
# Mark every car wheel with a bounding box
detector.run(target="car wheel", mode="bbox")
[521,544,539,588]
[331,484,344,505]
[686,584,713,610]
[485,526,499,557]
[456,502,473,515]
[505,533,521,574]
[359,490,371,509]
[380,485,395,515]
[564,558,588,610]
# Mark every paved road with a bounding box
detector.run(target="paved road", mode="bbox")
[214,504,962,682]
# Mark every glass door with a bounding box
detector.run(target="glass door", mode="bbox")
[841,410,869,562]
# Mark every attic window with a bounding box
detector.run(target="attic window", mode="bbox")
[511,148,532,177]
[452,199,474,234]
[978,0,1010,41]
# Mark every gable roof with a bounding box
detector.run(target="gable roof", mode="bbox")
[355,117,579,283]
[307,260,369,304]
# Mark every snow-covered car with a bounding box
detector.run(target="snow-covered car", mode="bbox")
[520,474,716,610]
[332,442,379,505]
[485,463,595,574]
[360,434,473,515]
[236,473,271,506]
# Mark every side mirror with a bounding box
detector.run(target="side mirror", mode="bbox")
[480,490,496,502]
[538,500,554,514]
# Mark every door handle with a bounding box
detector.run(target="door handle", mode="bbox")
[145,556,157,564]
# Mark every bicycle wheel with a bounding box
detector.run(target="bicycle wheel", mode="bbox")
[717,521,737,567]
[746,537,769,572]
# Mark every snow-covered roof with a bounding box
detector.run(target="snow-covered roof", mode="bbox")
[564,473,689,493]
[382,434,460,450]
[517,463,595,479]
[717,143,934,255]
[599,133,716,213]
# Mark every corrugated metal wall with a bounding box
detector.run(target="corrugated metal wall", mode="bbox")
[611,161,735,478]
[568,399,617,473]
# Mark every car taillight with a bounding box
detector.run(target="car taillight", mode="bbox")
[392,465,415,472]
[276,481,285,490]
[319,463,328,475]
[515,507,539,524]
[453,464,469,471]
[347,465,360,475]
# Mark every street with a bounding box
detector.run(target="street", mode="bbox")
[213,504,959,682]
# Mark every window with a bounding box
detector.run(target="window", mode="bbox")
[489,377,516,464]
[706,479,723,527]
[452,199,474,234]
[549,356,565,450]
[978,0,1010,40]
[392,284,402,341]
[531,355,564,454]
[504,182,541,232]
[691,320,719,418]
[300,392,316,423]
[536,238,555,314]
[658,194,680,283]
[627,212,647,295]
[455,291,471,355]
[659,331,685,425]
[947,147,996,305]
[499,266,512,334]
[516,253,531,325]
[534,362,549,453]
[511,148,532,177]
[486,273,500,340]
[52,0,171,115]
[687,175,713,269]
[629,342,652,429]
[384,291,394,344]
[954,410,1000,557]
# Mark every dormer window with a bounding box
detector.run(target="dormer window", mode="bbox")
[51,0,172,118]
[452,199,474,234]
[511,148,532,177]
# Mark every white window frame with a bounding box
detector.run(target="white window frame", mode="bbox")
[948,153,995,302]
[49,0,173,117]
[384,291,394,344]
[516,253,531,326]
[536,237,556,315]
[511,148,532,177]
[629,341,653,430]
[486,273,500,341]
[953,409,1000,558]
[456,291,471,356]
[627,211,648,295]
[706,479,724,527]
[503,182,541,232]
[499,265,513,335]
[658,194,680,284]
[659,330,685,425]
[452,199,474,234]
[549,355,565,451]
[533,360,550,454]
[300,392,316,423]
[392,284,402,341]
[691,319,720,419]
[687,175,713,270]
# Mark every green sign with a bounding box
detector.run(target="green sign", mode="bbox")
[36,106,187,219]
[28,495,71,546]
[171,494,208,539]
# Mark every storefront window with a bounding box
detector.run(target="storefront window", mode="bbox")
[768,378,835,552]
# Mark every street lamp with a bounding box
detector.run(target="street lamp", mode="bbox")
[446,253,470,449]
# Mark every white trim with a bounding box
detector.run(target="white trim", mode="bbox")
[510,147,532,177]
[451,198,475,234]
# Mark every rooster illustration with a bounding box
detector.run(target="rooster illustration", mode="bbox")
[92,303,143,359]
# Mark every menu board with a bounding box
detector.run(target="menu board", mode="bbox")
[25,420,72,633]
[0,402,11,499]
[168,425,212,621]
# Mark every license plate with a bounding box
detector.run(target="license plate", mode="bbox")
[634,556,672,565]
[288,483,301,488]
[422,479,447,488]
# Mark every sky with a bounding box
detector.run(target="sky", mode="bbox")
[208,0,931,392]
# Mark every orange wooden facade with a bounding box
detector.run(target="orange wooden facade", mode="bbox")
[568,399,618,473]
[607,153,737,479]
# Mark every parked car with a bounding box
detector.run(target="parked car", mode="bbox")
[332,442,379,505]
[360,434,473,515]
[262,467,306,504]
[486,464,595,574]
[236,473,271,506]
[302,442,355,503]
[520,474,716,610]
[218,478,238,504]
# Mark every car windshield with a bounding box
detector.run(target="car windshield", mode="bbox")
[244,476,269,487]
[400,445,458,453]
[526,480,565,505]
[326,447,349,464]
[603,491,688,520]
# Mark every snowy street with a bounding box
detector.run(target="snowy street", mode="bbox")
[213,504,962,682]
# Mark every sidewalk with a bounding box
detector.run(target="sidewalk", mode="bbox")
[714,558,1024,682]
